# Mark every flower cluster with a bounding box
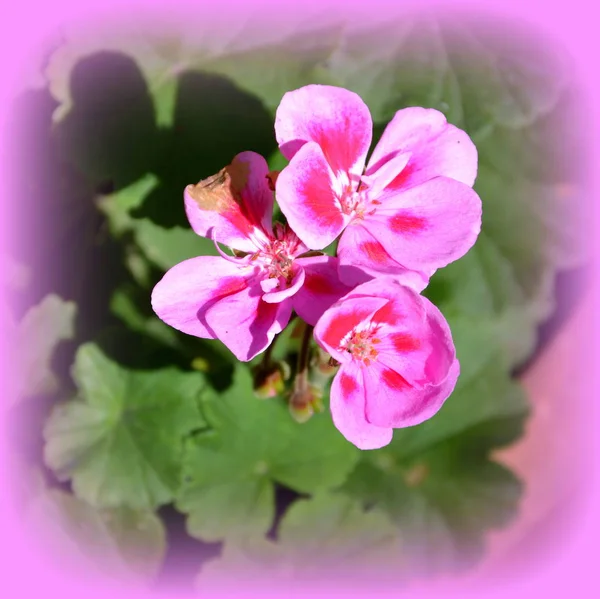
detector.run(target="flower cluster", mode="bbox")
[152,85,482,450]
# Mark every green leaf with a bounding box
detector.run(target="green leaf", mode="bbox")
[110,285,181,350]
[326,14,565,128]
[340,356,527,577]
[97,174,160,235]
[176,366,360,542]
[425,232,555,371]
[44,343,207,509]
[15,294,77,400]
[134,219,217,271]
[344,442,522,577]
[25,488,166,582]
[98,174,218,272]
[198,493,402,586]
[276,492,403,577]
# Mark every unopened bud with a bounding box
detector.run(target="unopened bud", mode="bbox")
[313,347,339,377]
[289,384,323,423]
[252,360,290,399]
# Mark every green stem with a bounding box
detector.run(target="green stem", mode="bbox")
[262,333,277,368]
[295,321,314,392]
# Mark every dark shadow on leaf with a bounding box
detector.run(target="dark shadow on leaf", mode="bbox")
[133,71,277,228]
[57,51,159,189]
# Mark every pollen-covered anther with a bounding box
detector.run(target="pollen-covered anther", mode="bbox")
[339,187,366,217]
[342,328,380,364]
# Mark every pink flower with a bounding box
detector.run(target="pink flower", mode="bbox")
[314,277,459,450]
[275,85,482,288]
[151,151,352,362]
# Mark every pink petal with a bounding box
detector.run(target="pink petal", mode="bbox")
[342,277,427,322]
[337,223,432,290]
[184,151,274,252]
[261,263,306,304]
[364,177,482,272]
[313,295,389,364]
[292,256,354,326]
[332,277,451,386]
[151,256,252,339]
[363,359,460,428]
[330,364,393,450]
[276,142,348,250]
[420,296,459,384]
[360,151,411,198]
[275,84,373,178]
[204,284,293,362]
[374,293,456,388]
[366,107,477,191]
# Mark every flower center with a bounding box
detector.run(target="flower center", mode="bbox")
[338,183,378,219]
[339,185,364,216]
[341,326,381,366]
[263,239,294,280]
[256,224,303,283]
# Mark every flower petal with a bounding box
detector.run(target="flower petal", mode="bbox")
[333,277,454,386]
[151,255,252,339]
[337,223,432,290]
[360,151,411,198]
[313,295,389,364]
[374,293,457,388]
[363,359,460,428]
[366,107,477,191]
[330,364,393,450]
[276,142,348,250]
[292,256,354,326]
[184,151,273,252]
[364,177,482,272]
[275,84,372,178]
[204,283,292,361]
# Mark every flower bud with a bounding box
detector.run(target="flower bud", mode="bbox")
[289,384,323,423]
[251,360,290,399]
[313,347,339,377]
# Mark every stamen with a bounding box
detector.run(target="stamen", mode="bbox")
[340,324,381,365]
[209,228,254,266]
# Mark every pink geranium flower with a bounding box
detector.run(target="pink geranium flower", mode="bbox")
[151,151,352,362]
[275,85,482,288]
[314,277,459,450]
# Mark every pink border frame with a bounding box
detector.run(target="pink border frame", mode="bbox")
[1,0,598,597]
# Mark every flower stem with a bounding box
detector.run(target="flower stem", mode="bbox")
[295,321,314,392]
[262,333,277,367]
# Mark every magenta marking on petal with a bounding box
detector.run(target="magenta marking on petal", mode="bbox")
[339,372,358,398]
[373,301,402,326]
[320,308,374,351]
[381,367,410,391]
[359,240,390,264]
[389,213,428,234]
[390,332,421,353]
